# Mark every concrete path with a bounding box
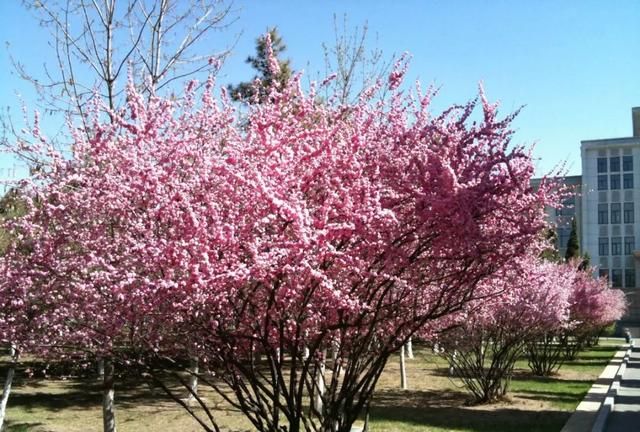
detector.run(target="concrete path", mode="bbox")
[606,340,640,432]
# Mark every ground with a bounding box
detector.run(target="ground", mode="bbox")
[1,339,621,432]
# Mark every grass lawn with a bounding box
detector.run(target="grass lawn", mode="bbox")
[1,339,623,432]
[368,339,623,432]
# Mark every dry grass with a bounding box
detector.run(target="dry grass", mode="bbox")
[2,340,622,432]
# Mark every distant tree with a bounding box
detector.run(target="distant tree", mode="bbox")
[527,264,626,376]
[540,228,561,262]
[564,218,580,261]
[4,0,236,169]
[579,252,591,272]
[228,28,292,103]
[320,14,394,104]
[437,256,576,404]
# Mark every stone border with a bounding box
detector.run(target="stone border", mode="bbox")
[590,341,633,432]
[560,343,630,432]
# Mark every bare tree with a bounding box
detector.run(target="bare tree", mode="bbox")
[9,0,238,129]
[321,14,394,105]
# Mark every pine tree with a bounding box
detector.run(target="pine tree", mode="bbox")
[540,228,561,262]
[228,28,292,103]
[565,218,580,261]
[579,252,591,271]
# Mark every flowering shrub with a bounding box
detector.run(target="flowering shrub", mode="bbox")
[0,38,556,431]
[437,257,575,403]
[526,264,626,376]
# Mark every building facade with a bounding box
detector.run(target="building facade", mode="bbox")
[581,108,640,322]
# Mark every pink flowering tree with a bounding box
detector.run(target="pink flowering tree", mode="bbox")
[0,190,27,430]
[526,265,626,376]
[435,257,574,403]
[564,268,627,357]
[1,40,557,431]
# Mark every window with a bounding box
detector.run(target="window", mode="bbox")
[598,157,608,173]
[611,203,621,224]
[623,155,633,171]
[598,204,608,224]
[625,236,636,255]
[598,175,608,190]
[626,269,636,288]
[612,237,622,255]
[610,156,621,172]
[624,173,634,189]
[612,269,623,287]
[599,237,609,256]
[599,268,609,279]
[611,174,621,190]
[624,202,634,223]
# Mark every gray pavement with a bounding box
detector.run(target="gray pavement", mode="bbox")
[606,340,640,432]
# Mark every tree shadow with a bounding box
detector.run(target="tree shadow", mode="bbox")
[5,375,179,413]
[3,422,46,432]
[562,359,611,367]
[369,402,570,432]
[373,388,469,408]
[514,389,589,405]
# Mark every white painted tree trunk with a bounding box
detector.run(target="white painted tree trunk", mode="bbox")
[400,344,407,390]
[331,344,341,378]
[313,350,326,413]
[0,346,17,432]
[97,358,105,379]
[252,344,262,363]
[102,358,117,432]
[449,350,457,376]
[363,405,370,432]
[406,338,414,359]
[187,358,198,401]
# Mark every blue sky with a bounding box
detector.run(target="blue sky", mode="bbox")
[1,1,639,181]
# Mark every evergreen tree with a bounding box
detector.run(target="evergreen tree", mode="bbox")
[540,228,561,262]
[565,217,580,261]
[579,252,591,271]
[228,28,292,103]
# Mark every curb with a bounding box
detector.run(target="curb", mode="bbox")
[559,343,628,432]
[590,341,633,432]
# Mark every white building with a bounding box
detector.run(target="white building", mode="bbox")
[581,107,640,322]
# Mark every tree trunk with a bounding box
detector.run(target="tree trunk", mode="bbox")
[97,358,105,379]
[187,357,198,402]
[0,345,17,431]
[400,345,407,390]
[331,345,340,378]
[406,338,414,359]
[363,402,370,432]
[313,350,326,413]
[102,358,117,432]
[449,350,457,376]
